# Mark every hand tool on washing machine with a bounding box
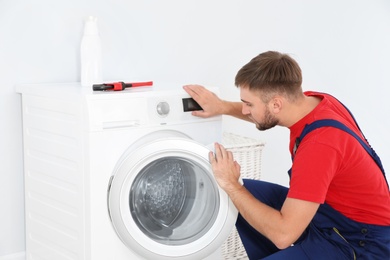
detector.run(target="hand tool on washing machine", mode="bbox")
[92,81,153,91]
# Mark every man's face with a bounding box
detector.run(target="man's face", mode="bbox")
[240,87,279,131]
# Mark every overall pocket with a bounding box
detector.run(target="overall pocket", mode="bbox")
[331,227,357,260]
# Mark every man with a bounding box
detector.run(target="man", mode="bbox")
[183,51,390,259]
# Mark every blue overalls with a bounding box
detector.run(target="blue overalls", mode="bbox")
[236,118,390,259]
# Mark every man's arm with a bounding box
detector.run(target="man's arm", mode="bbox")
[232,188,319,249]
[210,142,320,249]
[183,85,252,122]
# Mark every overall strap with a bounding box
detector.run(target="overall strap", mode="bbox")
[295,119,388,188]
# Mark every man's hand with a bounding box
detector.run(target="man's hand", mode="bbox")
[183,84,225,118]
[209,142,242,193]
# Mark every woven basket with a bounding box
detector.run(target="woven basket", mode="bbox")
[220,132,265,260]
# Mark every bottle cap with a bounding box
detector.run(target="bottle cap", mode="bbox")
[83,16,99,36]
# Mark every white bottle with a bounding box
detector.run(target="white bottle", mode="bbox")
[80,16,102,87]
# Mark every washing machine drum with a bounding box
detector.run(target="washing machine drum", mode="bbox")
[108,131,237,260]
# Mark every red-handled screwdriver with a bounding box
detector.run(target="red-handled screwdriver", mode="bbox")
[93,81,153,91]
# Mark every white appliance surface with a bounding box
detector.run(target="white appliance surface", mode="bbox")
[17,83,237,260]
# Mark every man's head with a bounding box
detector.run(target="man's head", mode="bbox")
[235,51,302,102]
[235,51,304,130]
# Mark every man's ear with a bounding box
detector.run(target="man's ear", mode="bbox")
[270,96,283,114]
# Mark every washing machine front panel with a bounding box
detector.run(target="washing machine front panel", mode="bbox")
[108,133,237,260]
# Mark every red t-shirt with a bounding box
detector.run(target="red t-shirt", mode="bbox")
[287,91,390,225]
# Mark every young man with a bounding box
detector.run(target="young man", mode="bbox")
[183,51,390,259]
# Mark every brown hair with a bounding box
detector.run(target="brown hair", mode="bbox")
[235,51,302,102]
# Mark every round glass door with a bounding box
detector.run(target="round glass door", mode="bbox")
[130,156,219,245]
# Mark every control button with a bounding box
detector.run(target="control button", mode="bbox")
[157,101,170,117]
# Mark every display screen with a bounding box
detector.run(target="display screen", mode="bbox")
[182,98,202,112]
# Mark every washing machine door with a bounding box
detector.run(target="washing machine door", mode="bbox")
[108,130,237,260]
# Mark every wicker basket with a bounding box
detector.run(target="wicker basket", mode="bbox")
[220,132,265,260]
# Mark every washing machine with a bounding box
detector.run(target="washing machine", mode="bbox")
[17,83,237,260]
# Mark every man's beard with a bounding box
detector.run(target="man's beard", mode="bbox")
[254,108,279,131]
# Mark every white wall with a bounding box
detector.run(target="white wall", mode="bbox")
[1,0,389,257]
